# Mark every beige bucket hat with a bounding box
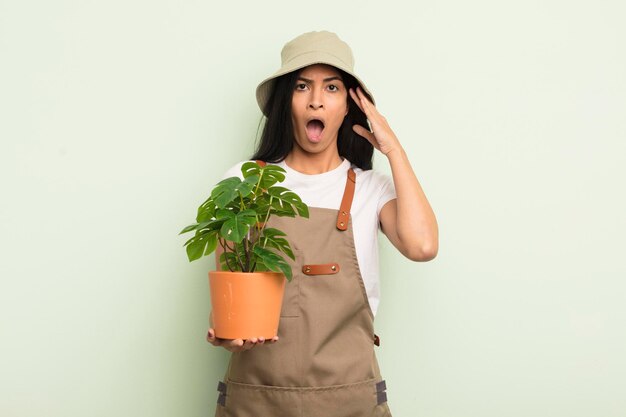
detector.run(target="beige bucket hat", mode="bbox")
[255,30,375,116]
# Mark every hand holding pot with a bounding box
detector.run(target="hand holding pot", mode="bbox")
[206,328,279,352]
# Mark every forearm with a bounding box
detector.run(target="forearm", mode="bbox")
[386,147,438,259]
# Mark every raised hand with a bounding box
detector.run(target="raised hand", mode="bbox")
[349,86,402,156]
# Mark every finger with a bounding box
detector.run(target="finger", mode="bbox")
[355,86,371,111]
[356,86,380,118]
[257,337,265,345]
[226,339,245,352]
[349,88,365,113]
[356,86,374,107]
[352,124,376,143]
[207,329,221,346]
[242,338,258,351]
[270,336,279,343]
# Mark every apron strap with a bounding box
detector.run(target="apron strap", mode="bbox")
[336,168,356,231]
[256,160,356,232]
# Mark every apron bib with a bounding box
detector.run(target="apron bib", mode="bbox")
[214,164,392,417]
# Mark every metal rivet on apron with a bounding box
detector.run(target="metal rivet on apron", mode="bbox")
[340,222,345,227]
[342,211,347,215]
[331,265,337,271]
[305,266,311,273]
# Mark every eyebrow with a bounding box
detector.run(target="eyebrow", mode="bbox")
[297,76,344,83]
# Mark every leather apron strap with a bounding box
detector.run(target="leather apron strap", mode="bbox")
[336,168,356,231]
[255,159,356,231]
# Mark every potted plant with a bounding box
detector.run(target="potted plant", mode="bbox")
[179,161,309,340]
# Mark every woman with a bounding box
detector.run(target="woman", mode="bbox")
[207,31,438,416]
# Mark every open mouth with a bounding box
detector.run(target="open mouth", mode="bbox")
[305,119,325,142]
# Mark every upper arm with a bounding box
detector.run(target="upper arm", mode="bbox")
[379,198,438,262]
[379,198,406,256]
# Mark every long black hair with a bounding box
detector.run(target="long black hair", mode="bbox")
[251,66,374,170]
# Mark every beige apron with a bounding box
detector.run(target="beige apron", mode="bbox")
[215,163,392,417]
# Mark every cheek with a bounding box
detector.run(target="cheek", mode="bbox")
[333,101,348,122]
[291,95,303,114]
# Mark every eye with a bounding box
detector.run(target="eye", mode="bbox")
[328,84,339,92]
[295,83,307,91]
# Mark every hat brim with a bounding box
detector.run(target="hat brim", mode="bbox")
[256,50,375,116]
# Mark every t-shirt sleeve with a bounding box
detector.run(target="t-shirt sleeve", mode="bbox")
[376,171,397,216]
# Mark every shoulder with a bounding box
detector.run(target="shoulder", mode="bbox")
[354,167,394,188]
[221,160,254,180]
[353,166,397,215]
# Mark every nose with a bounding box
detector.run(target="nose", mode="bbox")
[308,88,323,110]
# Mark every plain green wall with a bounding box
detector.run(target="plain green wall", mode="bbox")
[1,0,625,416]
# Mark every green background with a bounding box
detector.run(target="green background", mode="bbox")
[1,0,625,416]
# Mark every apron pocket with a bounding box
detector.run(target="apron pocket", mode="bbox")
[217,379,301,417]
[217,378,392,417]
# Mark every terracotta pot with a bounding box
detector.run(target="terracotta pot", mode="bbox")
[209,270,286,340]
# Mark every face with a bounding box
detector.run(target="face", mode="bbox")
[290,64,349,155]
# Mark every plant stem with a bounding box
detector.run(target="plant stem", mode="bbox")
[243,237,250,271]
[219,238,235,272]
[263,196,274,227]
[233,242,246,271]
[253,169,264,195]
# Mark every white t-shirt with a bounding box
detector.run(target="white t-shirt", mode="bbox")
[220,158,397,317]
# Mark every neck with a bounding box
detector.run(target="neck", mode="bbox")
[284,148,344,175]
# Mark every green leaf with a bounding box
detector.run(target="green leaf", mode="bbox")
[260,227,287,238]
[186,239,206,262]
[184,230,218,262]
[203,232,218,256]
[254,261,269,272]
[211,177,241,208]
[215,209,235,220]
[252,246,292,281]
[198,195,216,211]
[270,199,296,217]
[267,186,309,218]
[294,201,309,218]
[199,218,227,234]
[220,209,257,242]
[260,165,286,188]
[241,161,262,179]
[260,227,295,260]
[243,174,259,187]
[220,251,241,271]
[242,162,287,189]
[233,177,256,199]
[251,194,271,213]
[196,207,216,223]
[179,223,200,235]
